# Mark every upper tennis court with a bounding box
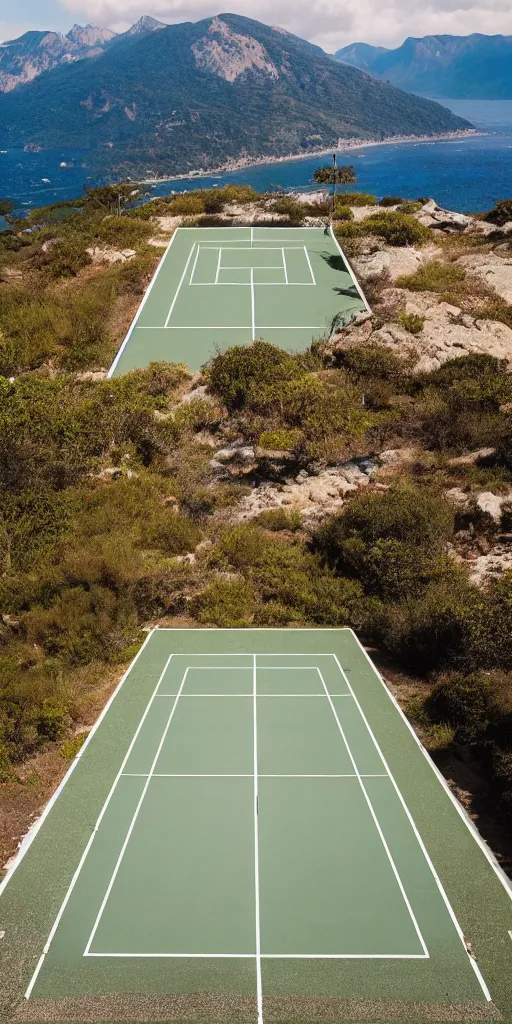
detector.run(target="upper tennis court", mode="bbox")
[108,227,369,375]
[1,628,511,1024]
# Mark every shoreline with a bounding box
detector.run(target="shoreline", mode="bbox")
[137,129,485,185]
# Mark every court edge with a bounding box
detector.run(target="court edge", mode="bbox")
[106,226,372,377]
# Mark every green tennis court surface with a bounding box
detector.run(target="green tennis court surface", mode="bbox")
[1,629,511,1024]
[108,227,368,376]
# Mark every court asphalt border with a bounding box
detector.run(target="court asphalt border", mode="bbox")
[106,227,371,378]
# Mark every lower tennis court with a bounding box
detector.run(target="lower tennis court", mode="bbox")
[108,227,369,375]
[1,629,511,1024]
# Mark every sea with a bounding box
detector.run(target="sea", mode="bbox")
[0,99,511,217]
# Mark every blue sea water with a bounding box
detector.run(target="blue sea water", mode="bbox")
[0,99,511,215]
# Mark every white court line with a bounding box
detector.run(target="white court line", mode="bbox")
[251,269,256,342]
[282,248,288,285]
[84,951,428,959]
[253,654,263,1024]
[24,649,175,1000]
[303,245,316,286]
[120,773,386,778]
[136,325,325,330]
[251,226,253,248]
[156,693,349,697]
[107,231,179,377]
[164,244,196,328]
[188,243,201,286]
[189,282,315,287]
[332,652,493,1000]
[329,226,371,312]
[201,246,304,251]
[317,666,429,959]
[83,669,188,956]
[214,247,222,285]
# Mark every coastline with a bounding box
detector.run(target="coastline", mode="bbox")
[137,129,485,185]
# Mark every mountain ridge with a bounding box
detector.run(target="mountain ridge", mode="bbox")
[334,33,512,98]
[0,16,167,93]
[0,14,472,180]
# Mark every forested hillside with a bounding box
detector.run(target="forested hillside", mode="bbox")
[0,15,471,178]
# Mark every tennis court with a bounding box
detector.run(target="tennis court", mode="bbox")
[1,629,511,1024]
[108,227,369,376]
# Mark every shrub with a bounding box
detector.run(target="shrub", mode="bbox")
[396,261,466,292]
[169,192,206,215]
[397,201,423,214]
[379,196,404,207]
[484,199,512,227]
[314,482,454,600]
[206,341,300,412]
[335,192,377,208]
[60,732,87,760]
[255,508,302,531]
[333,205,353,222]
[271,197,305,222]
[426,673,498,744]
[370,569,485,674]
[191,578,255,627]
[333,222,364,239]
[399,312,425,334]
[97,215,152,248]
[258,428,302,450]
[365,212,431,246]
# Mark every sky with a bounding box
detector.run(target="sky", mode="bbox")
[1,0,512,51]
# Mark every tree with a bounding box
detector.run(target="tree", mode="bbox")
[0,199,15,217]
[313,164,357,187]
[83,183,149,216]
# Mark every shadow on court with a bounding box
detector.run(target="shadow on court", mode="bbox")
[319,252,348,273]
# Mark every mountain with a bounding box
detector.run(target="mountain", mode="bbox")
[0,14,472,179]
[118,16,167,38]
[334,33,512,98]
[66,24,116,48]
[0,17,166,94]
[334,42,388,74]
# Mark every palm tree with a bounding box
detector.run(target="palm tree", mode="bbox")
[312,164,357,187]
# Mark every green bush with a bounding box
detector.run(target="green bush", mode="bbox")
[97,215,152,248]
[191,578,255,627]
[365,212,431,247]
[335,192,377,208]
[396,261,466,292]
[397,201,423,214]
[333,205,353,222]
[369,569,485,673]
[379,196,403,207]
[258,428,302,450]
[206,341,300,412]
[272,197,305,222]
[169,192,206,215]
[399,312,425,335]
[484,199,512,226]
[255,508,302,531]
[314,482,454,600]
[426,673,498,744]
[59,732,87,760]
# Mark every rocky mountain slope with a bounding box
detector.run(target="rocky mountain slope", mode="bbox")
[0,16,166,93]
[0,15,471,178]
[334,33,512,99]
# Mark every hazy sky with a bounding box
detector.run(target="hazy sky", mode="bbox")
[1,0,512,51]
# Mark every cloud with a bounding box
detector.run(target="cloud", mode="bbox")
[40,0,512,51]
